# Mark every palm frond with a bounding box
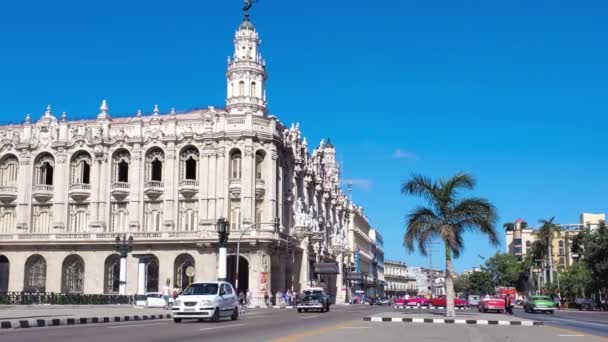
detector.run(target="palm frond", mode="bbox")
[401,174,438,204]
[441,172,475,201]
[404,206,441,255]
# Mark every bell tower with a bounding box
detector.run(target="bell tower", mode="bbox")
[226,5,267,116]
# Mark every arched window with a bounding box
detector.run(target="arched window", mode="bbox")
[113,150,130,183]
[181,147,198,181]
[146,149,164,182]
[145,256,159,293]
[238,81,245,96]
[0,155,18,187]
[255,151,264,180]
[230,150,242,180]
[71,152,92,185]
[35,154,55,186]
[174,254,195,290]
[61,255,85,294]
[104,254,121,294]
[24,254,46,292]
[251,82,257,97]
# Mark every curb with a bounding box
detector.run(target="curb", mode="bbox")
[247,306,294,309]
[0,314,172,330]
[363,316,543,326]
[393,306,471,310]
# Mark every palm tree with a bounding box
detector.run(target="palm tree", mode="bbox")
[402,172,498,317]
[538,217,559,283]
[504,222,516,231]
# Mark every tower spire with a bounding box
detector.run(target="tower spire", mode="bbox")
[226,1,267,116]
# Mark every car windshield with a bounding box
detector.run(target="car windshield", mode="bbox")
[531,296,551,301]
[303,290,323,296]
[181,283,219,296]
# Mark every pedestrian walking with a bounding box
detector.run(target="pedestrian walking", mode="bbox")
[264,291,270,307]
[505,294,513,315]
[162,278,171,308]
[246,289,252,306]
[286,289,293,306]
[238,291,245,306]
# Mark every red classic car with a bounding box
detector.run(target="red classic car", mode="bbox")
[394,297,429,307]
[478,296,506,313]
[427,296,469,308]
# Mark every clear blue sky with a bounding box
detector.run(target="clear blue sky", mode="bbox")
[1,1,607,272]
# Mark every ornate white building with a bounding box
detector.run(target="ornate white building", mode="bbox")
[0,13,360,305]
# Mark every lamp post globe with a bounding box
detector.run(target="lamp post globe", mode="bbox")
[216,217,230,281]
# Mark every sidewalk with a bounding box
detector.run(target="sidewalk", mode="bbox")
[0,305,172,329]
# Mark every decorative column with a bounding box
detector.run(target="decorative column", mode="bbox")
[216,217,230,281]
[134,254,148,306]
[114,235,133,295]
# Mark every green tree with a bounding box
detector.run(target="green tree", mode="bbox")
[538,217,559,283]
[402,172,499,317]
[575,221,608,305]
[484,253,524,290]
[559,262,591,303]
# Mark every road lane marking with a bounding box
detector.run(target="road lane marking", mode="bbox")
[199,323,248,331]
[300,315,320,319]
[270,320,359,342]
[107,322,168,329]
[341,326,371,329]
[543,317,608,328]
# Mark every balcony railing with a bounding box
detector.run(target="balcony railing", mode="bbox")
[145,181,164,188]
[0,185,17,193]
[33,184,54,192]
[0,185,18,203]
[180,179,199,187]
[69,183,91,191]
[112,182,130,189]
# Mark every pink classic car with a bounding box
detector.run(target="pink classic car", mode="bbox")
[394,297,428,307]
[478,296,506,313]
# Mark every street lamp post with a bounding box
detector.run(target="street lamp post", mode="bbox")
[216,217,231,281]
[114,234,134,295]
[234,217,280,295]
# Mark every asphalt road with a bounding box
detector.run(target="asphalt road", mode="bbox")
[513,307,608,337]
[1,304,606,342]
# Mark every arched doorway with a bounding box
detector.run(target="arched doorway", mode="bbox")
[0,255,9,292]
[24,254,46,292]
[61,254,85,293]
[174,254,195,291]
[227,255,249,295]
[104,254,121,294]
[145,255,159,293]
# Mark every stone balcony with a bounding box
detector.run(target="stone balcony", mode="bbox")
[255,179,265,199]
[229,178,241,199]
[0,185,17,204]
[32,184,54,202]
[69,183,91,201]
[179,179,199,198]
[111,182,130,201]
[144,181,164,200]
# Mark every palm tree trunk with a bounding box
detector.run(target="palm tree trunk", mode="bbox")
[445,248,456,317]
[547,241,554,284]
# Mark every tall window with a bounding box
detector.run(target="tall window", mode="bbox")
[230,151,242,179]
[231,206,241,230]
[71,152,92,185]
[238,81,245,96]
[251,82,257,97]
[146,149,164,182]
[0,156,18,187]
[35,154,55,186]
[255,152,264,180]
[181,147,198,181]
[113,150,130,183]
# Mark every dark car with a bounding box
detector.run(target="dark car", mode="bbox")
[367,297,379,305]
[296,288,330,313]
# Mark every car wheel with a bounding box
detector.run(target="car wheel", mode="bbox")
[231,307,239,321]
[326,305,330,312]
[173,318,182,323]
[297,308,302,313]
[211,308,220,322]
[483,308,487,313]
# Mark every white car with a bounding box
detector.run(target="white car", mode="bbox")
[145,292,167,308]
[172,281,239,323]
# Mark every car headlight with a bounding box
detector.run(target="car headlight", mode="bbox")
[173,300,181,307]
[200,300,214,306]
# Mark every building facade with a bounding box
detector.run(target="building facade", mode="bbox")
[369,229,385,297]
[344,206,376,301]
[505,213,605,268]
[384,260,416,296]
[0,14,365,306]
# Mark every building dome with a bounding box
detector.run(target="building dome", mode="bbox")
[239,18,255,31]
